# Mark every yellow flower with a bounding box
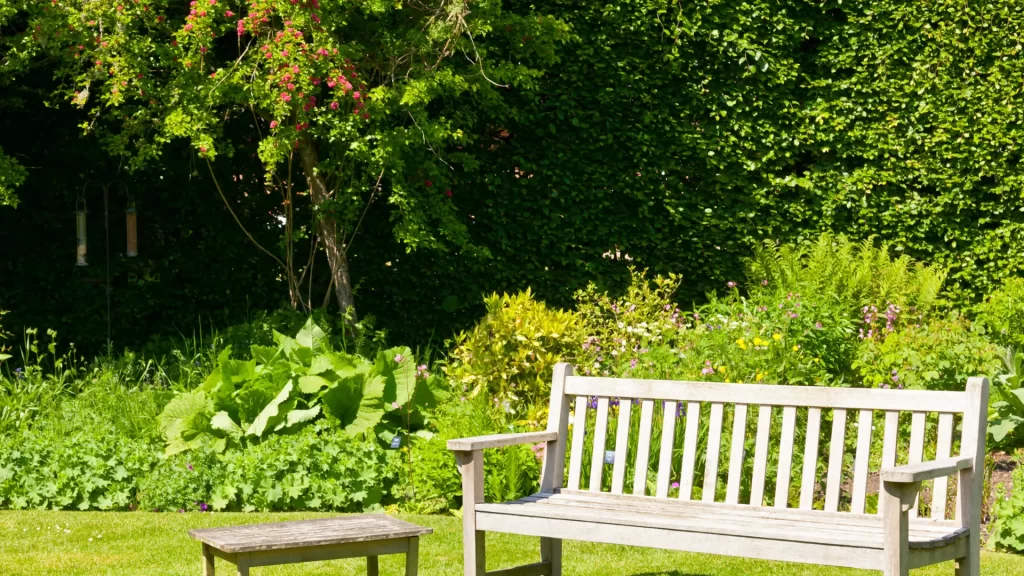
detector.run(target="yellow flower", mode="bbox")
[735,338,747,350]
[792,345,800,352]
[753,337,764,347]
[718,366,727,374]
[755,372,764,382]
[772,333,782,341]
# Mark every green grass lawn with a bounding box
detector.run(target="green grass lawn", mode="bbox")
[1,511,1022,575]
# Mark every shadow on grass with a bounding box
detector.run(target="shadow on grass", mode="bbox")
[626,569,708,573]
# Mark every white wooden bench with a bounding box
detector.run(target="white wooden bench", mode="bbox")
[448,363,989,576]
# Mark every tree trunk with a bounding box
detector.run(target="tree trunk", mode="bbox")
[297,138,356,318]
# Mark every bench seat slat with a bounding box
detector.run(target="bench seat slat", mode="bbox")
[633,399,655,496]
[476,493,966,550]
[750,405,773,506]
[610,400,632,494]
[564,377,965,413]
[678,401,701,500]
[932,413,954,520]
[725,404,748,505]
[825,408,847,512]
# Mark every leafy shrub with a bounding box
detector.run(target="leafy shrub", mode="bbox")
[988,455,1024,554]
[991,350,1024,451]
[158,318,438,454]
[445,290,581,425]
[0,410,159,510]
[400,395,542,514]
[854,318,1001,391]
[137,447,225,512]
[976,278,1024,351]
[745,234,946,318]
[208,423,400,512]
[0,309,10,365]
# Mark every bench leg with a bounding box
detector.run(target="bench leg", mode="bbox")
[368,555,379,576]
[234,553,250,576]
[457,450,486,576]
[540,537,561,576]
[202,544,215,576]
[406,536,420,576]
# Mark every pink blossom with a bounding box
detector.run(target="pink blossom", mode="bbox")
[209,0,216,4]
[311,14,320,24]
[292,65,300,73]
[270,120,279,129]
[225,10,234,17]
[327,80,336,88]
[280,92,291,102]
[184,23,193,31]
[312,77,321,86]
[424,180,433,187]
[280,50,289,57]
[352,91,361,100]
[445,189,453,197]
[329,101,339,110]
[287,83,295,91]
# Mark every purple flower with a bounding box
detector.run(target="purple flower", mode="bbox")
[198,502,209,512]
[630,358,638,369]
[186,463,194,472]
[726,281,737,288]
[761,279,769,286]
[671,481,680,489]
[393,354,405,363]
[815,322,823,329]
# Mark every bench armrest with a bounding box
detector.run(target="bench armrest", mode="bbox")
[447,431,557,452]
[880,456,973,484]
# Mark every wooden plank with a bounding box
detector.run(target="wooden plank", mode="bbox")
[678,401,701,501]
[188,516,432,553]
[908,412,926,519]
[799,407,822,510]
[931,413,954,520]
[610,400,632,494]
[369,555,379,576]
[879,411,900,516]
[456,451,486,576]
[883,457,973,483]
[725,404,749,505]
[774,406,798,508]
[541,363,573,493]
[202,544,216,576]
[477,512,882,571]
[405,536,419,576]
[851,409,874,514]
[448,431,558,451]
[825,408,847,513]
[589,397,610,492]
[632,399,655,496]
[243,540,411,568]
[565,377,965,413]
[703,403,724,502]
[566,396,588,491]
[750,405,773,507]
[956,377,990,576]
[656,401,678,498]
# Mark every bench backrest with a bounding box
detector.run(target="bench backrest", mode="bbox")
[543,363,988,523]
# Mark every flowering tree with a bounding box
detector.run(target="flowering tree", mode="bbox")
[1,0,566,313]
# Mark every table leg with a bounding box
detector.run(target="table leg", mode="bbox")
[236,553,250,576]
[367,555,379,576]
[202,544,215,576]
[405,537,419,576]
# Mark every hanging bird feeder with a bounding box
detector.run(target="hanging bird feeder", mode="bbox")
[125,196,138,257]
[75,195,88,266]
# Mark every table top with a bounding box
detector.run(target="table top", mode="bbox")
[189,514,432,553]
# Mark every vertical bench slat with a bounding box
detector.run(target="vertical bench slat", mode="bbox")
[908,411,926,518]
[851,409,874,514]
[702,402,725,502]
[678,401,701,500]
[878,411,900,516]
[610,400,632,494]
[750,404,773,506]
[589,397,610,493]
[825,408,848,512]
[656,401,679,498]
[567,396,588,491]
[774,406,798,508]
[799,407,822,510]
[931,412,954,520]
[632,400,655,496]
[725,404,749,505]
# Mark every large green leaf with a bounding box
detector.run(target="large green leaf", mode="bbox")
[296,317,328,352]
[298,374,332,394]
[245,381,294,438]
[322,372,385,436]
[379,346,415,407]
[989,414,1024,442]
[274,405,322,432]
[158,390,213,456]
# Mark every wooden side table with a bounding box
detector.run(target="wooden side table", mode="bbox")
[189,515,432,575]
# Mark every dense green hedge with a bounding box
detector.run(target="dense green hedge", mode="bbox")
[3,0,1024,349]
